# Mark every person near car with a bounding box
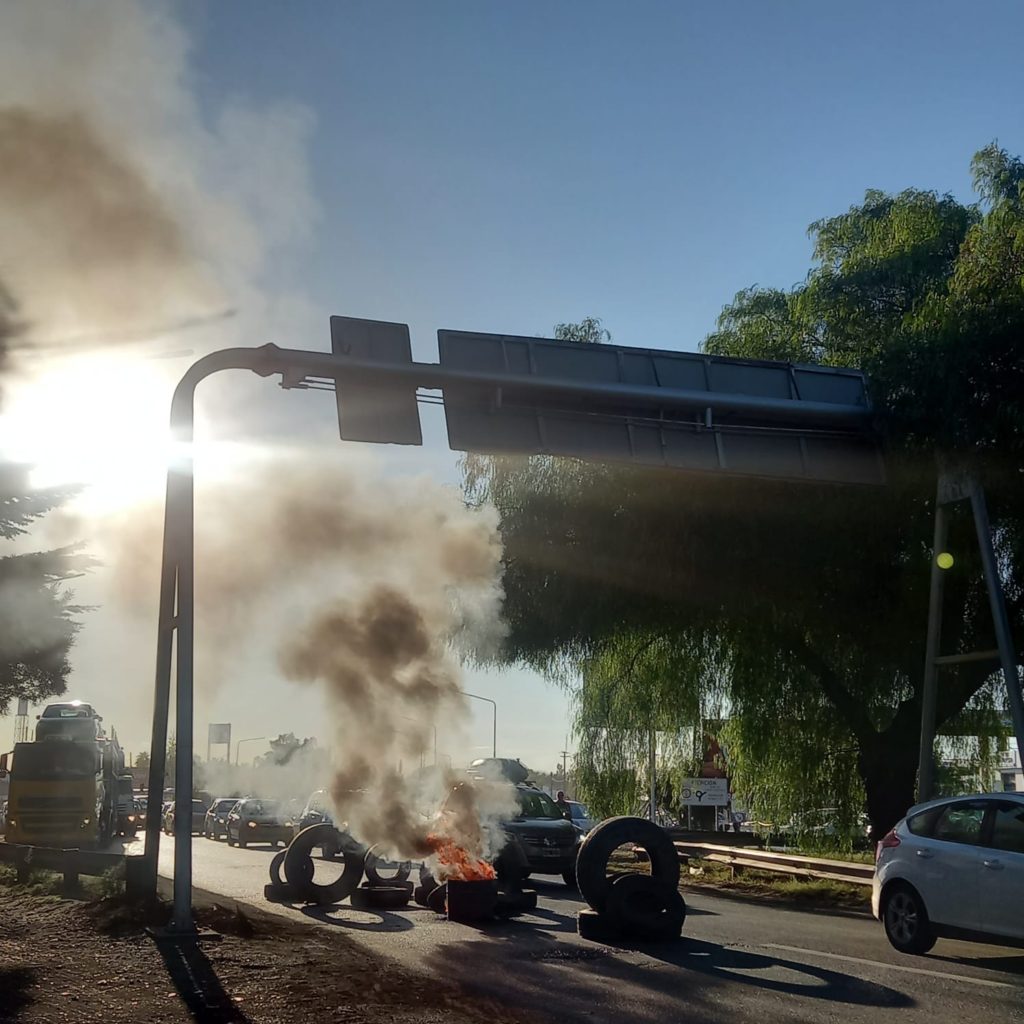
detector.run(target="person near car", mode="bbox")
[555,790,572,820]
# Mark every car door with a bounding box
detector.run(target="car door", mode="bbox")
[907,799,988,930]
[977,799,1024,940]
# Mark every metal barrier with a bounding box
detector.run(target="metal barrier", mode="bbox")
[674,841,873,887]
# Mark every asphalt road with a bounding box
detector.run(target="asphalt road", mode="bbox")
[135,834,1024,1024]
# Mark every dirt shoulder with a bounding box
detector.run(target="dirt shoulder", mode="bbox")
[0,888,542,1024]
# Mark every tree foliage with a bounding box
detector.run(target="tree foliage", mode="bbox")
[465,145,1024,839]
[0,292,90,715]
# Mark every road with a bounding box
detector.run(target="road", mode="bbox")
[134,834,1024,1024]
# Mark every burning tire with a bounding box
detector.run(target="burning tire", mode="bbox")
[575,816,679,914]
[284,823,365,905]
[605,873,685,941]
[364,844,412,886]
[447,878,498,922]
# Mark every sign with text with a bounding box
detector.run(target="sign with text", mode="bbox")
[680,777,730,806]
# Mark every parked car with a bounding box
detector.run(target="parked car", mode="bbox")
[564,800,595,834]
[204,798,238,839]
[496,785,581,887]
[873,792,1024,954]
[162,799,207,836]
[226,798,294,848]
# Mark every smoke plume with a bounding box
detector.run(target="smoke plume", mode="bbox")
[115,454,515,864]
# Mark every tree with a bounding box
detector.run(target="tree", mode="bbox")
[0,294,90,713]
[134,750,150,771]
[465,145,1024,839]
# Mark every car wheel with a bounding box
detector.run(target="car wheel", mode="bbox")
[238,836,247,849]
[883,883,936,955]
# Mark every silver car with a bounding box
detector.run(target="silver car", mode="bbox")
[873,792,1024,954]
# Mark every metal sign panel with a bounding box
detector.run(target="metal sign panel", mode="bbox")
[438,331,883,485]
[208,723,231,745]
[680,777,730,806]
[331,316,422,445]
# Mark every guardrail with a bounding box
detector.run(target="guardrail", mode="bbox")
[674,841,874,887]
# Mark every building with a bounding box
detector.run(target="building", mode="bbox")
[997,744,1023,793]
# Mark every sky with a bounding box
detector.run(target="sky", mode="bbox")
[3,0,1023,777]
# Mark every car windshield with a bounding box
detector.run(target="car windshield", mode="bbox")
[212,799,236,813]
[191,800,205,813]
[246,800,279,817]
[42,704,93,718]
[570,803,589,820]
[517,791,564,820]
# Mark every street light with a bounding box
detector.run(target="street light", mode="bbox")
[460,691,496,758]
[235,736,265,766]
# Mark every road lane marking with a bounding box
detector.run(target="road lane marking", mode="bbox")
[764,943,1018,989]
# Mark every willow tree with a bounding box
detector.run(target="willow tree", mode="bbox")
[466,145,1024,839]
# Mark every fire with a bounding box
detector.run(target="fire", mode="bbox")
[425,834,496,882]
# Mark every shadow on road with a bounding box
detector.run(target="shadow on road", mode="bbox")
[425,925,915,1024]
[153,935,251,1023]
[298,902,416,933]
[0,967,35,1020]
[927,949,1024,976]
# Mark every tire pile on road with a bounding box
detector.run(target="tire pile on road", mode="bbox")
[574,816,686,943]
[265,824,538,920]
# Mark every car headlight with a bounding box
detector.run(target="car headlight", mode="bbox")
[127,815,135,822]
[81,817,91,826]
[284,821,294,828]
[7,819,16,828]
[247,821,257,828]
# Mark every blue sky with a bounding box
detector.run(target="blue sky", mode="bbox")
[167,0,1024,775]
[182,0,1022,356]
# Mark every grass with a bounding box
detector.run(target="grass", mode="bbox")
[0,862,125,900]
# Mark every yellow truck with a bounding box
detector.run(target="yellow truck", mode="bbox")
[3,739,116,848]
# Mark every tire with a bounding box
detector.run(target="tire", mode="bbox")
[352,883,412,910]
[364,844,412,886]
[284,823,365,906]
[883,883,936,955]
[577,908,620,943]
[427,883,448,915]
[605,873,685,941]
[562,864,578,889]
[575,816,680,914]
[238,837,247,849]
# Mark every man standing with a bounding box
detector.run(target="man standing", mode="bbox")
[555,790,571,820]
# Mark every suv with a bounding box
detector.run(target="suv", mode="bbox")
[496,785,580,887]
[873,793,1024,953]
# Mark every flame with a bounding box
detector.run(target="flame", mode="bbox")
[425,833,496,882]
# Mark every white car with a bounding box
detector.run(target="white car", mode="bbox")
[873,792,1024,954]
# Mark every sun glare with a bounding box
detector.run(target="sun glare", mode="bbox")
[1,352,181,515]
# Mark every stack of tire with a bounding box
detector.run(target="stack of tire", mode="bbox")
[575,816,686,942]
[264,825,414,910]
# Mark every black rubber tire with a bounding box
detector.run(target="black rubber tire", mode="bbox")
[418,866,439,894]
[364,844,412,885]
[577,908,620,943]
[605,873,685,941]
[285,823,365,906]
[238,837,247,849]
[495,888,538,917]
[883,882,937,955]
[427,883,448,915]
[352,884,412,910]
[575,816,680,914]
[562,865,578,889]
[270,849,315,888]
[413,885,433,907]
